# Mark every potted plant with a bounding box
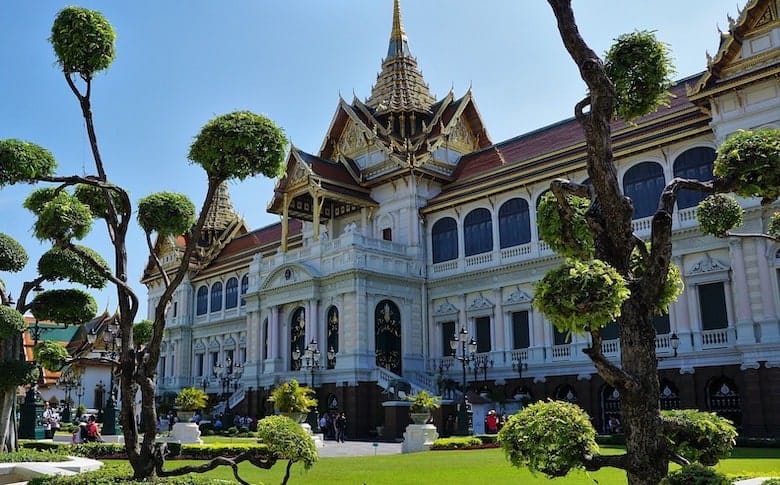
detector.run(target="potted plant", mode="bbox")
[406,390,441,424]
[270,379,317,423]
[174,386,208,422]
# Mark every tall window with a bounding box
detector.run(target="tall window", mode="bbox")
[441,321,455,356]
[225,277,239,309]
[512,311,530,349]
[196,353,204,377]
[475,316,491,353]
[210,281,223,312]
[196,286,208,315]
[673,147,715,209]
[160,356,166,378]
[553,326,569,345]
[262,318,269,362]
[623,162,665,219]
[653,314,671,334]
[432,217,458,263]
[698,282,729,330]
[240,274,249,306]
[499,198,531,248]
[327,306,339,369]
[464,208,493,256]
[600,321,619,340]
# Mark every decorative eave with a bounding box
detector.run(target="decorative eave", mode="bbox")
[688,0,776,96]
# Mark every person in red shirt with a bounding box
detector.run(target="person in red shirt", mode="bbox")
[486,409,498,434]
[86,415,104,442]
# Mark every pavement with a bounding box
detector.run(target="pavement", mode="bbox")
[317,439,403,458]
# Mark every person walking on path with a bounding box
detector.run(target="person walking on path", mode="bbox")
[335,412,347,443]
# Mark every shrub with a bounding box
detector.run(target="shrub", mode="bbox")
[270,379,317,413]
[714,128,780,201]
[661,409,737,465]
[498,400,598,477]
[256,415,318,470]
[536,191,593,260]
[660,463,731,485]
[174,387,208,411]
[0,449,70,462]
[406,390,442,413]
[28,463,226,484]
[430,437,482,450]
[697,194,743,237]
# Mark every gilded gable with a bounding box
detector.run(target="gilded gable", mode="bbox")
[338,121,368,158]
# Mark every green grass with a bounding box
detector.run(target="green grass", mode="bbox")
[100,446,780,484]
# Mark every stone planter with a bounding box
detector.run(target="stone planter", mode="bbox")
[409,412,430,424]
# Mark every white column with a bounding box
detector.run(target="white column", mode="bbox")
[756,238,780,342]
[672,256,693,354]
[493,288,504,352]
[729,238,755,344]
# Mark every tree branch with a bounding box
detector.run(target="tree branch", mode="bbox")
[582,451,630,471]
[144,232,170,288]
[574,96,590,125]
[585,330,640,391]
[658,177,715,214]
[152,444,277,484]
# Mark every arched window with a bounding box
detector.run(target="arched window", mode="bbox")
[327,306,339,369]
[673,147,715,209]
[225,277,239,309]
[623,162,665,219]
[499,198,531,248]
[464,208,493,256]
[196,286,208,315]
[290,307,306,370]
[210,281,223,312]
[432,217,458,263]
[375,300,402,375]
[240,274,249,306]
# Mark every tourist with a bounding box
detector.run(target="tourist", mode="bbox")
[335,412,347,443]
[87,415,103,442]
[486,409,498,434]
[42,402,55,439]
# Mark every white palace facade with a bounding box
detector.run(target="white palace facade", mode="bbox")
[144,0,780,439]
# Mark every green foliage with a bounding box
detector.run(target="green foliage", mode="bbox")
[406,390,442,413]
[0,139,57,187]
[0,232,29,272]
[769,212,780,239]
[696,194,743,237]
[430,436,483,449]
[28,463,227,484]
[761,479,780,485]
[630,244,684,315]
[661,409,737,466]
[604,30,675,121]
[256,415,319,470]
[38,245,109,289]
[0,360,39,388]
[137,192,196,236]
[23,187,58,215]
[498,400,598,477]
[74,184,124,219]
[536,191,593,260]
[270,379,317,413]
[133,319,153,347]
[0,305,26,338]
[50,6,116,78]
[533,258,630,334]
[33,191,93,243]
[31,288,98,325]
[188,111,288,182]
[174,386,209,411]
[33,340,69,371]
[714,128,780,201]
[0,449,69,462]
[660,463,731,485]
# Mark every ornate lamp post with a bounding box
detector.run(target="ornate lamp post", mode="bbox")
[669,333,680,357]
[75,384,85,409]
[450,327,477,435]
[512,353,528,379]
[56,368,81,423]
[470,354,493,386]
[88,319,121,435]
[213,356,243,404]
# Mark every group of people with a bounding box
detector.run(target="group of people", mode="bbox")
[318,412,347,442]
[71,415,103,443]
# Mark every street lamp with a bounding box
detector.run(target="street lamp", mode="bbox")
[470,354,493,385]
[669,333,680,357]
[75,384,85,409]
[213,356,243,404]
[450,327,477,435]
[292,339,329,431]
[87,319,121,435]
[512,354,528,379]
[56,367,81,423]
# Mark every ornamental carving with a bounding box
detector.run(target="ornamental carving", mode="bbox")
[449,116,477,150]
[338,121,367,156]
[433,300,459,317]
[467,294,494,312]
[687,254,729,276]
[505,288,532,305]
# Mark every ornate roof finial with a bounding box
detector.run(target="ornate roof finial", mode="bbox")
[365,0,436,114]
[202,181,238,233]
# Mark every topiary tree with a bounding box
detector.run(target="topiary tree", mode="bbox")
[503,2,778,484]
[256,415,319,485]
[0,5,289,478]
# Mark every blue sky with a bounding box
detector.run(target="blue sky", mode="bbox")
[1,0,740,320]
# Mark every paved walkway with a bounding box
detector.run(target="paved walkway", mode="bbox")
[317,439,403,458]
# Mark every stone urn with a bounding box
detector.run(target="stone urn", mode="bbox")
[410,412,430,425]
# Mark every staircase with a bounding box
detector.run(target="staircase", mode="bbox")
[374,367,437,398]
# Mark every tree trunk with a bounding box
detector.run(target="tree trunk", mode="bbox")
[0,387,18,453]
[618,302,668,484]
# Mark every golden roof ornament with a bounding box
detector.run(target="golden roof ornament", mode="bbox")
[202,181,239,233]
[365,0,436,114]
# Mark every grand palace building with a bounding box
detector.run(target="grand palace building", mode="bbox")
[144,0,780,439]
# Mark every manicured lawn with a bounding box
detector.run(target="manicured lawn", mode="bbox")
[102,446,780,484]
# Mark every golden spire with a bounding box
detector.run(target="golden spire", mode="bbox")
[366,0,435,114]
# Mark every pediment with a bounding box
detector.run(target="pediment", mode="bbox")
[467,294,494,312]
[433,300,459,317]
[505,288,533,305]
[686,254,730,276]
